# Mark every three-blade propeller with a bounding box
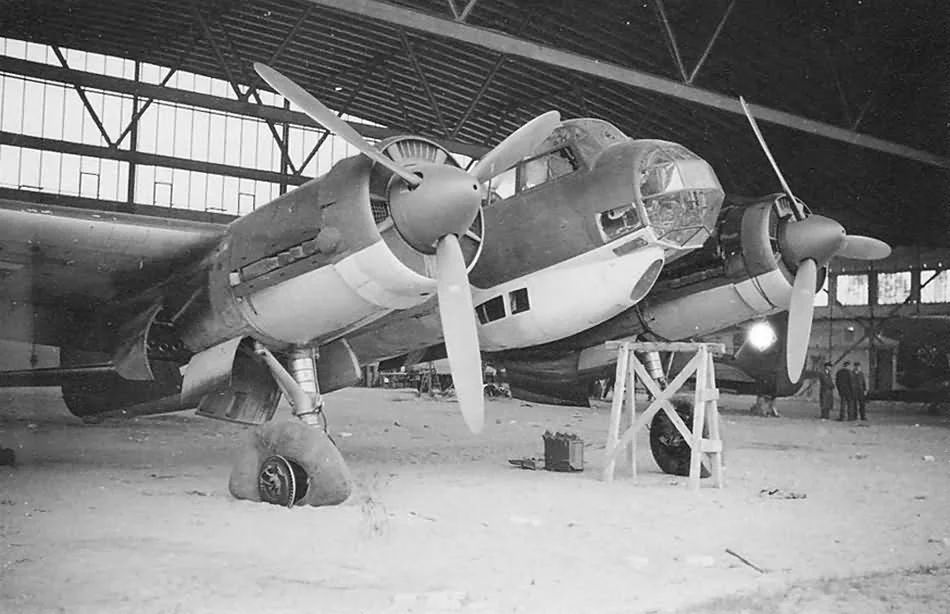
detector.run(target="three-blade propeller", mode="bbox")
[254,63,559,433]
[739,97,892,383]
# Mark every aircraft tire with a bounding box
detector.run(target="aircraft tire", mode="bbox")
[649,397,710,478]
[229,419,352,507]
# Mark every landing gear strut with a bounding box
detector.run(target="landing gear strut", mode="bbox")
[228,343,352,508]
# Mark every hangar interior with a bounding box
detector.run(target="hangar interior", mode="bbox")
[1,0,949,393]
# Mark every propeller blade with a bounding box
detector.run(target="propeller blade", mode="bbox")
[253,63,421,187]
[470,111,561,183]
[838,235,892,260]
[738,96,806,221]
[435,234,485,433]
[786,258,818,383]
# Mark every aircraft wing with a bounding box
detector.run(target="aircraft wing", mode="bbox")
[0,199,225,349]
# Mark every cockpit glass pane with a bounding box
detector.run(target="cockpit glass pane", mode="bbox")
[486,166,517,204]
[520,147,579,191]
[639,145,724,248]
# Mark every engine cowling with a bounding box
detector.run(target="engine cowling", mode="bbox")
[172,138,482,354]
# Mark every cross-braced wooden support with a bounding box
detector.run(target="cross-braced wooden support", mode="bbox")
[602,341,724,490]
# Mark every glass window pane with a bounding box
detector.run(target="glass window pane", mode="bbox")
[488,166,516,202]
[921,270,950,304]
[509,288,530,314]
[598,203,641,241]
[836,274,868,305]
[475,296,506,323]
[814,275,828,307]
[876,271,911,305]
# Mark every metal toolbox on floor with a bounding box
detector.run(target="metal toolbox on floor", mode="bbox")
[543,431,584,472]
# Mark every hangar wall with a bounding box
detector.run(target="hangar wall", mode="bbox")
[0,36,370,216]
[0,36,380,373]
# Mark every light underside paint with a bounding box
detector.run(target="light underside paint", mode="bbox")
[476,246,665,351]
[573,268,795,376]
[350,231,673,359]
[644,268,792,342]
[242,240,436,345]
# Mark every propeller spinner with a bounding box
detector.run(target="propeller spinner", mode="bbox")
[738,97,892,383]
[254,63,560,433]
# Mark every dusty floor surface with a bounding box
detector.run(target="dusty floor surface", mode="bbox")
[1,387,949,614]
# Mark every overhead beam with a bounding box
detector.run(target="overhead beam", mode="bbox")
[653,0,688,82]
[399,29,449,137]
[0,188,235,224]
[0,56,488,159]
[457,0,480,22]
[0,132,311,186]
[305,0,950,170]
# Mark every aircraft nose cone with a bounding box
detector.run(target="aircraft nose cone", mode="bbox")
[388,164,482,254]
[779,214,847,268]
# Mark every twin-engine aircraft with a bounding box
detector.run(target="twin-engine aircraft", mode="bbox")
[0,66,889,506]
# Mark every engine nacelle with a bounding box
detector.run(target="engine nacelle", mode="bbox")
[638,200,797,341]
[173,141,482,354]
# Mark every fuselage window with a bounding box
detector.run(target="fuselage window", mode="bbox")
[519,147,579,191]
[475,295,506,324]
[597,203,642,241]
[509,288,530,314]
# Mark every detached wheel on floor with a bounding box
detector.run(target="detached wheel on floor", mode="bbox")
[258,455,309,507]
[229,419,353,508]
[649,398,710,478]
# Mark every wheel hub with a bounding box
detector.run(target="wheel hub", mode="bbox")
[258,454,309,507]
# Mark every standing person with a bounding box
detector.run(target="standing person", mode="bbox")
[818,362,835,420]
[852,362,868,421]
[834,361,852,421]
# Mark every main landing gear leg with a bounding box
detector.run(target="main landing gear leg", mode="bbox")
[228,344,352,508]
[639,349,711,479]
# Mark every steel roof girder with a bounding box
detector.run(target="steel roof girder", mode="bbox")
[687,0,735,86]
[398,29,450,137]
[305,0,950,170]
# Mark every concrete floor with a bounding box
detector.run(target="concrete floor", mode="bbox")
[1,387,949,613]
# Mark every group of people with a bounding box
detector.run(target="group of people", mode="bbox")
[818,361,868,421]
